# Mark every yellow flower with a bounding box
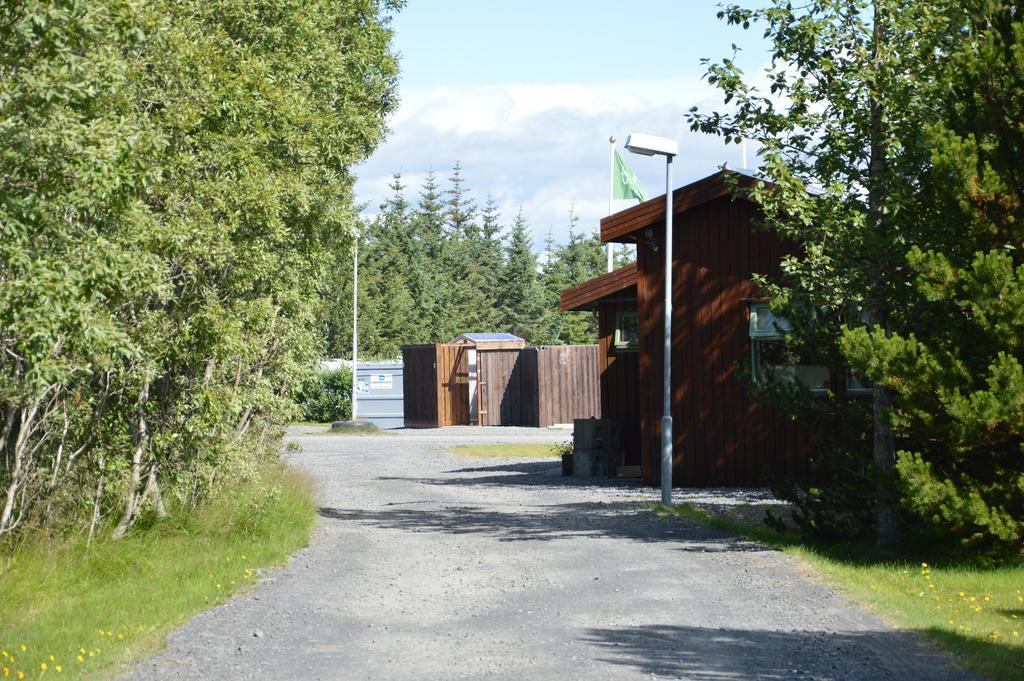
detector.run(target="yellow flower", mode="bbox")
[2,667,7,677]
[88,652,94,658]
[49,655,54,662]
[55,666,62,673]
[921,562,928,568]
[948,620,955,625]
[76,656,83,663]
[40,663,47,670]
[17,671,24,679]
[117,634,124,640]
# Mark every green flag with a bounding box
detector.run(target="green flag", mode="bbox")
[612,149,648,202]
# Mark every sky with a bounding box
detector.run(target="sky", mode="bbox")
[353,1,772,246]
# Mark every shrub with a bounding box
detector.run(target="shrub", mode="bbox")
[296,367,352,423]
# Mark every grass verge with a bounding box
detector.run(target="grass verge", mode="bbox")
[448,443,564,458]
[0,465,316,680]
[655,503,1024,681]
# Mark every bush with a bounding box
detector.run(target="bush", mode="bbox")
[296,367,352,423]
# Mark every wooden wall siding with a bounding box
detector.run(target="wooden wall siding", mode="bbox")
[479,349,523,426]
[597,299,642,468]
[532,346,601,427]
[637,196,812,487]
[401,344,439,428]
[435,343,469,426]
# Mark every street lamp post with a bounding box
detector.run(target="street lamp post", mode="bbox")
[351,229,359,422]
[625,133,678,505]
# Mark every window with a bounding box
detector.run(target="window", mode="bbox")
[846,370,873,395]
[748,302,829,392]
[614,311,639,351]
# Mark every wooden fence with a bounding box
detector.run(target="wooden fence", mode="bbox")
[402,344,600,428]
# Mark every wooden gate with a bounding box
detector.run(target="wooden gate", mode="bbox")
[436,343,469,426]
[478,349,523,426]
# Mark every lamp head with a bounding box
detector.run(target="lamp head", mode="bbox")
[625,133,678,158]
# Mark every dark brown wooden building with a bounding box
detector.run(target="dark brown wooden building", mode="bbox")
[561,170,814,487]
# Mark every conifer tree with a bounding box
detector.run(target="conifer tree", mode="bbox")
[498,209,551,343]
[840,3,1024,550]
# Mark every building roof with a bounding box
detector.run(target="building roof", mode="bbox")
[449,333,526,349]
[559,263,638,312]
[600,169,767,244]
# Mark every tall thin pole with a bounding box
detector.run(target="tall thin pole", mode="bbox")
[661,155,674,505]
[741,138,748,170]
[607,135,615,272]
[351,230,359,421]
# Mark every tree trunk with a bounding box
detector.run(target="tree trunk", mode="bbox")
[88,451,107,545]
[143,464,168,519]
[112,381,150,539]
[868,1,900,547]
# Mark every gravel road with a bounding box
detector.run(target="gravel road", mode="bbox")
[127,426,984,681]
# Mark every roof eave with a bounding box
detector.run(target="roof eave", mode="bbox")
[599,169,765,243]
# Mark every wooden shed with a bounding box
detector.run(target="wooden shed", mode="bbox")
[562,170,817,487]
[401,336,600,428]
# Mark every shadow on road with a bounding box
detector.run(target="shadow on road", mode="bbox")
[378,460,641,491]
[579,623,979,681]
[318,501,766,553]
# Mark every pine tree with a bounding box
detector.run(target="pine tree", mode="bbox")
[441,162,484,335]
[408,172,447,341]
[498,209,551,343]
[840,3,1024,550]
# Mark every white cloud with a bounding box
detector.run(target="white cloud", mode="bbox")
[354,77,748,246]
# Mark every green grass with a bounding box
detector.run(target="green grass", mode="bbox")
[0,465,316,680]
[657,503,1024,681]
[447,443,564,458]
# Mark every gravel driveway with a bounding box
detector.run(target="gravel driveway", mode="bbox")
[127,426,983,681]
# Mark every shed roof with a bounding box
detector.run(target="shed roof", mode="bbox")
[452,332,523,343]
[560,263,638,312]
[600,169,766,244]
[449,333,526,349]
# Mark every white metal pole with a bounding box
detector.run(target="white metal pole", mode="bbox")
[351,230,359,422]
[607,136,615,272]
[661,155,674,505]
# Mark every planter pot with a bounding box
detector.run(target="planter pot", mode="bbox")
[561,452,573,476]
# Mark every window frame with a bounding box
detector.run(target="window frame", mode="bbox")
[613,310,639,352]
[747,302,829,394]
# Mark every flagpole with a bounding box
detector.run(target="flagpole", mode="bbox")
[607,135,615,272]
